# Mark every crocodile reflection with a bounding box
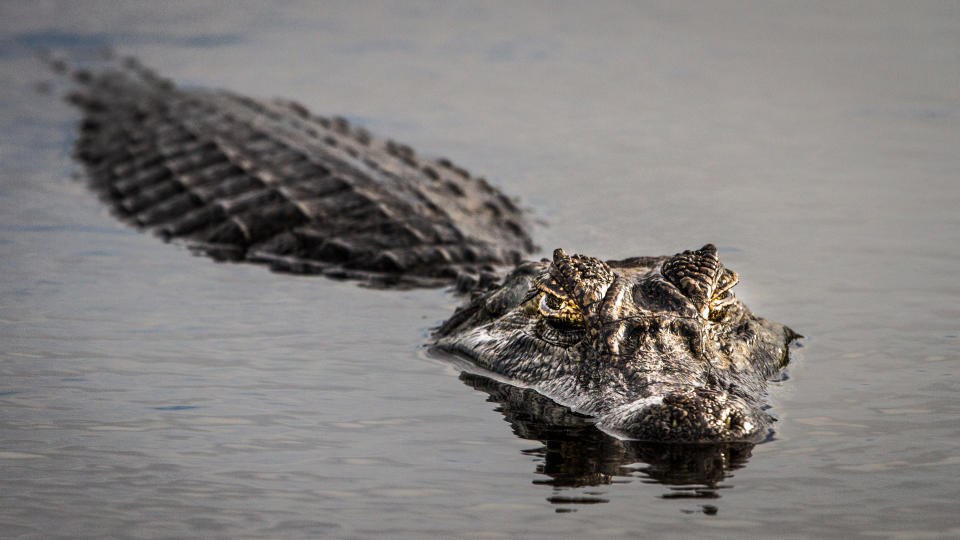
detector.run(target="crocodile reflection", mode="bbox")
[459,372,755,503]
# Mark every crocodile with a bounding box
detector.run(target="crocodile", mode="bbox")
[51,54,797,443]
[435,245,796,441]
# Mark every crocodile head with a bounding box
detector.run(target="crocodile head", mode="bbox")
[434,244,797,442]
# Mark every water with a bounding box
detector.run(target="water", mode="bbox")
[2,2,958,538]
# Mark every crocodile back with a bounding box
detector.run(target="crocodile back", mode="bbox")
[65,59,535,288]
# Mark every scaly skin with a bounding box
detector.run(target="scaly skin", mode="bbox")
[61,56,534,288]
[435,245,798,442]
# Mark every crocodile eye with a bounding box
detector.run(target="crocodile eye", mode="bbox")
[543,292,565,311]
[518,291,586,346]
[537,292,585,327]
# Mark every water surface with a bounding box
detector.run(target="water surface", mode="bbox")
[1,2,958,538]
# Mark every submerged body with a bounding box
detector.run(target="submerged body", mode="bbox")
[55,55,796,443]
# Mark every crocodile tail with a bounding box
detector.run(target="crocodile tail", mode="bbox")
[52,54,535,289]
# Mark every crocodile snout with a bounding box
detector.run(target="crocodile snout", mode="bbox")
[613,389,769,442]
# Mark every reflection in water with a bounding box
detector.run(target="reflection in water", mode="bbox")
[460,372,754,508]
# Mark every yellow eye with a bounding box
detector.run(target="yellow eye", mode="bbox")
[524,291,583,325]
[542,293,565,311]
[520,290,588,347]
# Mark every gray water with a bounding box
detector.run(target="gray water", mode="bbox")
[2,2,958,538]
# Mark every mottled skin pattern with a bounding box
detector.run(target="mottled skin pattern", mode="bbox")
[53,56,796,443]
[435,245,797,442]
